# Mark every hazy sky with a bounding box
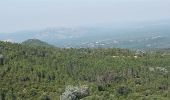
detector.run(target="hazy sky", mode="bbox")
[0,0,170,32]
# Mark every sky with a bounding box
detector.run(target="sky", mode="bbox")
[0,0,170,33]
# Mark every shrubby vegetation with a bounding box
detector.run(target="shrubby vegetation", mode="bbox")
[0,41,169,100]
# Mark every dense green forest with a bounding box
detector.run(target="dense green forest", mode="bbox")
[0,41,169,100]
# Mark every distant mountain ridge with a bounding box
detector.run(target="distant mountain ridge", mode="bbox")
[0,20,170,49]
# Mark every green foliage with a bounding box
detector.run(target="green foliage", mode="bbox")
[0,41,169,100]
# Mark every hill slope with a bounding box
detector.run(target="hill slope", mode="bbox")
[22,39,54,48]
[0,41,169,99]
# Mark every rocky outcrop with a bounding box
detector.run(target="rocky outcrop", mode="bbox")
[60,85,89,100]
[0,54,4,65]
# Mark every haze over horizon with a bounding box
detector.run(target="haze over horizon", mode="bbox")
[0,0,170,33]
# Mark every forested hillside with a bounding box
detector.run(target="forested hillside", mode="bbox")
[22,39,54,48]
[0,41,169,100]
